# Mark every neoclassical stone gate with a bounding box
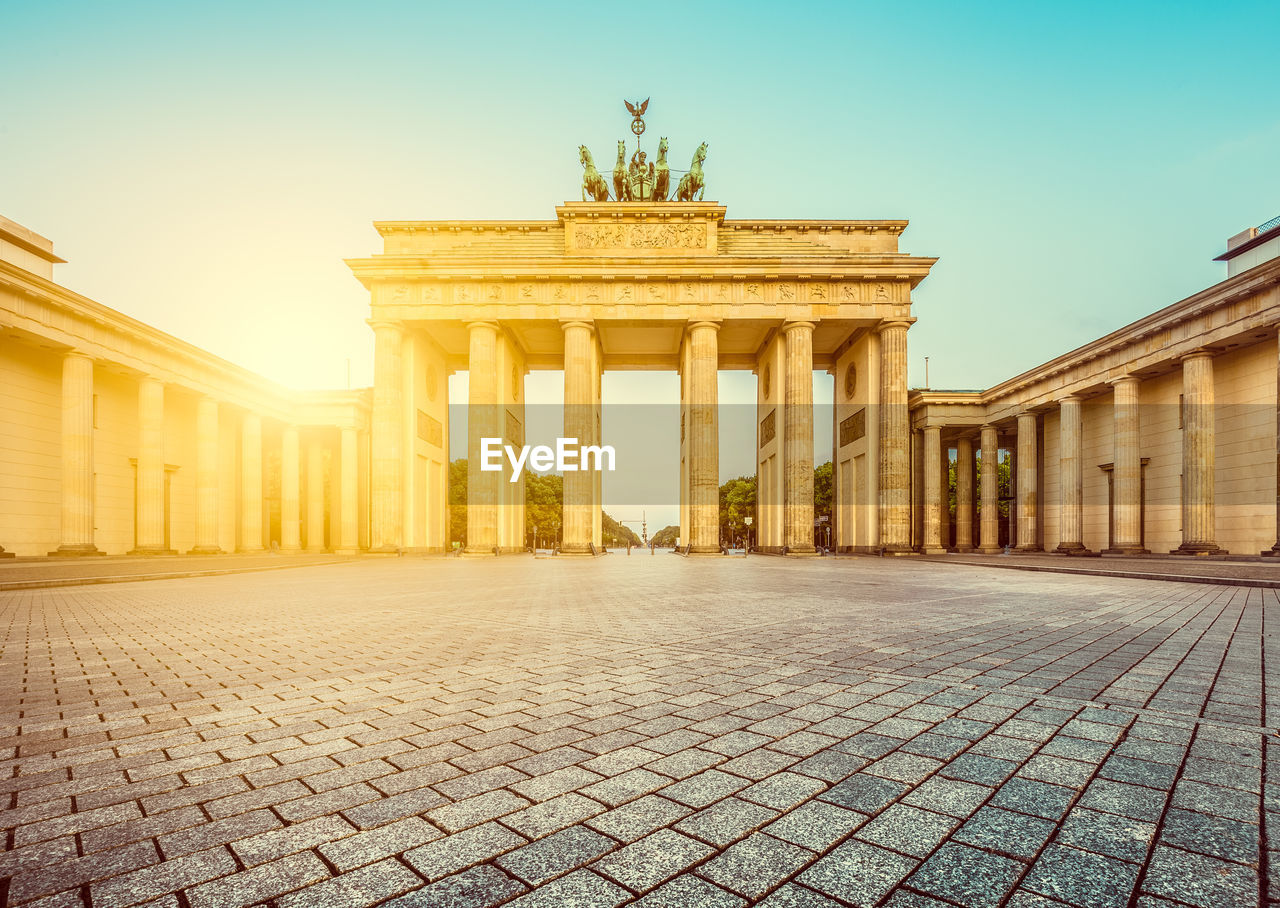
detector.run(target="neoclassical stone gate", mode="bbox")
[346,201,936,554]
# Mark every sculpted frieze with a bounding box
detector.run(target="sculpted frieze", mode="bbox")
[388,277,904,306]
[571,222,708,251]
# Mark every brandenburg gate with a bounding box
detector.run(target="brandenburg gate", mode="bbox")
[345,117,936,555]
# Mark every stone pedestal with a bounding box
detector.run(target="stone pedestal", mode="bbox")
[280,426,302,553]
[239,413,263,552]
[370,320,403,552]
[131,377,171,554]
[1054,395,1089,554]
[922,426,946,553]
[977,425,1001,553]
[53,352,101,555]
[190,396,222,554]
[1175,351,1223,554]
[955,435,975,552]
[783,321,816,554]
[688,321,721,554]
[1014,412,1041,552]
[1105,376,1148,554]
[878,321,912,553]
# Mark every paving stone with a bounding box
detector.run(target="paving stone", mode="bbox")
[319,815,442,871]
[765,799,866,851]
[756,883,845,907]
[1022,844,1139,908]
[1158,807,1259,866]
[403,821,527,882]
[503,868,631,907]
[1142,844,1258,907]
[906,842,1024,908]
[990,777,1077,821]
[496,824,617,885]
[581,767,670,806]
[231,814,356,866]
[1057,807,1156,863]
[661,768,749,807]
[940,753,1019,786]
[698,831,813,899]
[819,772,909,814]
[385,863,527,907]
[587,793,691,842]
[7,841,160,904]
[676,796,780,847]
[633,873,746,908]
[186,851,332,908]
[500,791,607,838]
[1098,756,1178,791]
[510,765,605,802]
[738,771,827,810]
[1170,779,1260,824]
[88,846,237,908]
[953,806,1056,861]
[798,839,919,907]
[592,827,713,892]
[903,776,991,818]
[856,804,960,858]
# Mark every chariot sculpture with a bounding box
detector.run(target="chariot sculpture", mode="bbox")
[579,99,707,203]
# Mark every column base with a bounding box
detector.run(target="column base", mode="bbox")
[238,546,265,554]
[0,549,13,559]
[1012,545,1043,555]
[366,545,399,555]
[922,547,949,555]
[1102,546,1149,555]
[188,546,224,555]
[955,545,975,553]
[785,547,821,557]
[1262,546,1280,557]
[334,548,363,555]
[975,546,1003,554]
[128,547,176,556]
[881,544,918,556]
[1171,543,1226,556]
[305,547,328,554]
[49,544,105,556]
[1055,543,1098,556]
[279,545,304,554]
[687,546,724,556]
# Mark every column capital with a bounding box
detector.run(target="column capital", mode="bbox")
[1110,373,1140,388]
[559,319,594,332]
[63,349,94,363]
[687,319,722,333]
[467,319,500,331]
[1180,348,1215,363]
[923,424,942,437]
[367,318,404,332]
[878,319,912,334]
[1059,394,1082,405]
[1017,410,1038,422]
[781,320,816,334]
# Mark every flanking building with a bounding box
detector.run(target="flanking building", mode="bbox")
[1,205,1278,558]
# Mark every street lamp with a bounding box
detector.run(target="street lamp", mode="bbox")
[744,515,753,552]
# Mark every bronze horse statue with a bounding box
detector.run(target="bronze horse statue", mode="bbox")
[613,140,629,202]
[673,141,708,202]
[654,137,670,202]
[579,145,610,202]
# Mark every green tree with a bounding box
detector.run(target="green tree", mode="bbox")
[718,475,757,543]
[650,525,679,547]
[524,472,563,545]
[813,461,832,524]
[448,458,467,547]
[602,513,640,547]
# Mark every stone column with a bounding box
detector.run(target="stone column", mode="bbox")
[1055,395,1087,553]
[955,435,975,552]
[54,351,99,554]
[132,377,167,554]
[339,426,359,553]
[878,321,911,553]
[922,425,945,553]
[369,319,403,552]
[1014,412,1041,552]
[1269,331,1280,555]
[467,321,500,553]
[280,426,301,553]
[1177,351,1222,554]
[191,396,222,554]
[1108,375,1147,554]
[560,320,594,553]
[306,439,326,552]
[978,424,1001,553]
[239,413,263,552]
[783,321,816,553]
[688,320,721,554]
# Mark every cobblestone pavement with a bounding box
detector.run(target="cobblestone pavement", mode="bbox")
[2,556,1278,907]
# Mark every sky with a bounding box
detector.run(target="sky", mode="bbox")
[4,0,1278,531]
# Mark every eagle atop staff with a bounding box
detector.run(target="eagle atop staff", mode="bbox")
[624,98,649,118]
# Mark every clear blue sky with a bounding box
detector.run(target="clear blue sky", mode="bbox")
[4,1,1277,528]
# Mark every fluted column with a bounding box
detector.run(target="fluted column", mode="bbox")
[306,439,326,552]
[1014,412,1041,552]
[1269,331,1280,555]
[688,320,721,554]
[956,435,975,552]
[280,426,301,553]
[132,377,167,554]
[239,413,263,552]
[54,352,99,554]
[1108,375,1147,554]
[1177,351,1222,554]
[339,426,359,553]
[1055,395,1087,553]
[922,426,945,553]
[369,319,403,552]
[978,424,1001,553]
[560,321,594,553]
[467,321,501,553]
[783,321,816,553]
[878,321,911,552]
[191,396,222,554]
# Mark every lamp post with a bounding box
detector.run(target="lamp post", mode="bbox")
[744,515,753,552]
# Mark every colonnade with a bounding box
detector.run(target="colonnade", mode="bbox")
[49,350,362,556]
[920,348,1231,555]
